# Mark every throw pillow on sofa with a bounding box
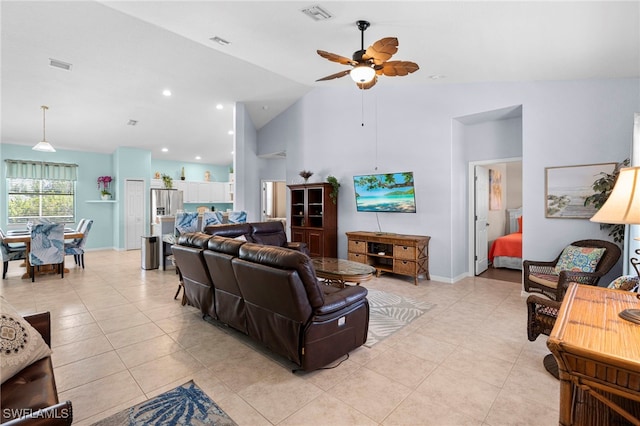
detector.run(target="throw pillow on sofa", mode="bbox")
[554,245,606,274]
[0,296,51,384]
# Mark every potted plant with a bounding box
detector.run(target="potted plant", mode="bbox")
[584,158,630,243]
[161,174,173,189]
[327,175,340,204]
[97,175,113,200]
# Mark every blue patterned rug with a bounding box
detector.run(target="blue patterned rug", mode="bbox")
[92,381,237,426]
[365,289,435,347]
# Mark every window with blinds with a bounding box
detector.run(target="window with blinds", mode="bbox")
[5,160,78,225]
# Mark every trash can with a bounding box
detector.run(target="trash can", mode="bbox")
[141,236,159,270]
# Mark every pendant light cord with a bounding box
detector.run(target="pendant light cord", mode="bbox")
[41,105,48,141]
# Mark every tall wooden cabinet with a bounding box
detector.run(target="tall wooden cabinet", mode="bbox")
[288,183,337,257]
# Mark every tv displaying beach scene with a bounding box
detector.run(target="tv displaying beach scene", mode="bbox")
[353,172,416,213]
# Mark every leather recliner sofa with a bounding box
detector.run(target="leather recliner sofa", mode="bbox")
[172,233,369,371]
[204,221,309,256]
[1,312,73,426]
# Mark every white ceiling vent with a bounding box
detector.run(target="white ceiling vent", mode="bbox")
[210,36,230,46]
[301,5,333,21]
[49,58,72,71]
[127,119,138,126]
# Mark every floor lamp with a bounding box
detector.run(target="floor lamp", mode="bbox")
[590,166,640,323]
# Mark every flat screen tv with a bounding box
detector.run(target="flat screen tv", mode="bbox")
[353,172,416,213]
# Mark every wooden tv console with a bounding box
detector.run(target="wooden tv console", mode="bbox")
[346,231,430,285]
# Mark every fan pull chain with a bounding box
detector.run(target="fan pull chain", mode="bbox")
[361,89,365,126]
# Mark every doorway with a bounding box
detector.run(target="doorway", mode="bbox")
[124,179,145,250]
[261,180,287,223]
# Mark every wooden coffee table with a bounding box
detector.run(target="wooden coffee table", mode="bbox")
[312,257,376,288]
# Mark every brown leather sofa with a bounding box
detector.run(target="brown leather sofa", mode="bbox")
[204,221,309,256]
[172,233,369,371]
[1,312,73,426]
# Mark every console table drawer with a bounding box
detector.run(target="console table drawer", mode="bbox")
[348,240,367,254]
[394,259,416,275]
[348,253,368,264]
[394,245,416,260]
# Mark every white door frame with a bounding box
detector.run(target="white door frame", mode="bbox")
[467,157,522,275]
[124,178,146,250]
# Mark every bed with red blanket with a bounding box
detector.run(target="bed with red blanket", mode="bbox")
[489,210,522,270]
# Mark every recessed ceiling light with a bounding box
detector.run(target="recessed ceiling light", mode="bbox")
[216,104,223,110]
[228,130,234,135]
[231,151,234,155]
[49,58,72,71]
[195,156,201,160]
[162,89,172,96]
[262,105,269,111]
[161,148,168,152]
[210,36,230,46]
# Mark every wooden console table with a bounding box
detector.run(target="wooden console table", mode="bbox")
[345,231,430,285]
[547,283,640,425]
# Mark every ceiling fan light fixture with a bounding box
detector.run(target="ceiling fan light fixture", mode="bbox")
[32,105,56,152]
[350,65,375,83]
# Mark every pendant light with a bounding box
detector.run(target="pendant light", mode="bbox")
[32,105,56,152]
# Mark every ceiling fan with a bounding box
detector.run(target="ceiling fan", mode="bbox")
[316,20,419,90]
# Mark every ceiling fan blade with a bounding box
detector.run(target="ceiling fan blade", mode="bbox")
[363,37,398,65]
[316,69,351,82]
[356,77,377,90]
[378,61,420,77]
[317,50,356,66]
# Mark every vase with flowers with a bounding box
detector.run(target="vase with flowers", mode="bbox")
[97,175,113,200]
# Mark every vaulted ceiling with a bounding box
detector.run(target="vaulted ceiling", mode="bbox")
[2,1,638,164]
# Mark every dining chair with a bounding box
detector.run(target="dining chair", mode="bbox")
[0,229,27,279]
[202,211,224,230]
[228,211,247,224]
[29,222,65,282]
[64,219,93,269]
[175,212,199,235]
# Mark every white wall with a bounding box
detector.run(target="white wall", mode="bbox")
[251,78,638,281]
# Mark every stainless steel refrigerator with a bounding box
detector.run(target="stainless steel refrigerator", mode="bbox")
[150,188,184,235]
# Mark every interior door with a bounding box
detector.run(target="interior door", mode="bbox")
[475,166,489,274]
[125,179,145,250]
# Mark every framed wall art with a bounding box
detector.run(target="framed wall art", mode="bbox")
[545,162,617,219]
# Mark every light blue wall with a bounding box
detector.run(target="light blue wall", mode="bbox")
[1,144,115,250]
[254,78,640,281]
[1,143,233,250]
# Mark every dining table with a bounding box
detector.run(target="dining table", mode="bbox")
[4,228,84,279]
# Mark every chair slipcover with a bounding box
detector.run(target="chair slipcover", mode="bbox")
[64,220,93,269]
[29,223,65,281]
[0,229,27,279]
[228,211,247,224]
[202,211,223,230]
[175,212,199,235]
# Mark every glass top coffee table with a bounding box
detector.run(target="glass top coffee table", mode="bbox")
[312,257,376,288]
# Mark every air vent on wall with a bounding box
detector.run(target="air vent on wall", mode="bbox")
[210,36,230,46]
[301,5,332,21]
[49,58,72,71]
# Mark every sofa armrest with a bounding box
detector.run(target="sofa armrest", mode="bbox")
[2,401,73,426]
[315,285,368,315]
[284,242,309,256]
[23,312,51,348]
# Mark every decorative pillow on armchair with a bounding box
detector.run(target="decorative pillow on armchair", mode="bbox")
[554,245,606,274]
[0,297,51,384]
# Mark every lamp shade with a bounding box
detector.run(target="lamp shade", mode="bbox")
[590,166,640,224]
[350,65,376,83]
[32,141,56,152]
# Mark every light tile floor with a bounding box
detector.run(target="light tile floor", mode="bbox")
[1,250,559,425]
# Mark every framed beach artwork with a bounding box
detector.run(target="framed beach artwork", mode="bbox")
[545,162,617,219]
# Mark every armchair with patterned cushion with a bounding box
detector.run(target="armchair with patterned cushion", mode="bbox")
[523,239,621,301]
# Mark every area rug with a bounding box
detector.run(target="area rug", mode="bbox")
[92,380,237,426]
[365,289,435,347]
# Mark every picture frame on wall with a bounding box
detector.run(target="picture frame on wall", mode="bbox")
[545,162,617,219]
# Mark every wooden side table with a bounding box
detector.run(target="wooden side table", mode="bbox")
[547,283,640,425]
